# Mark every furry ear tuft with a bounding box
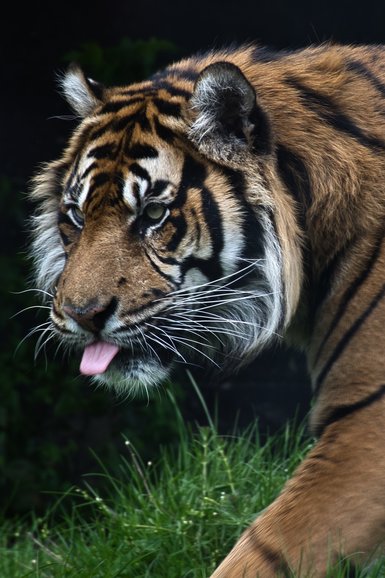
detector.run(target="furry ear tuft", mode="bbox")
[59,64,104,117]
[188,62,271,162]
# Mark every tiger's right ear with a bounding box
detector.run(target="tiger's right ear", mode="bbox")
[188,61,271,163]
[60,64,105,118]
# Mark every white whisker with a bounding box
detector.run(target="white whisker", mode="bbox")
[34,329,56,361]
[160,260,261,299]
[137,325,162,364]
[145,324,187,363]
[152,315,213,344]
[15,321,52,355]
[12,288,54,298]
[11,305,51,319]
[166,334,220,368]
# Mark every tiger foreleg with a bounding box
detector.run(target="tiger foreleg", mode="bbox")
[210,400,385,577]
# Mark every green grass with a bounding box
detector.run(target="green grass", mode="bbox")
[1,388,385,578]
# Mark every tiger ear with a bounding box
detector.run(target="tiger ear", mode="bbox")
[60,64,105,118]
[188,62,271,161]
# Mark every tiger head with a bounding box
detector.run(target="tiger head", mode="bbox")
[31,58,303,394]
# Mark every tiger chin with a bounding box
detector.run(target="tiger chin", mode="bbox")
[31,43,385,577]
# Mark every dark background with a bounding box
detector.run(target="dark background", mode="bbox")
[2,0,385,517]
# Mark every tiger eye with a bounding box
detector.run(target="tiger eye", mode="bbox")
[69,205,85,227]
[144,203,166,221]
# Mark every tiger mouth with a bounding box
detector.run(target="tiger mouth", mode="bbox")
[85,339,176,392]
[79,338,175,377]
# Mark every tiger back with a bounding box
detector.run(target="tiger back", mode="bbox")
[31,43,385,576]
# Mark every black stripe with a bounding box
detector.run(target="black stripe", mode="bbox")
[153,117,175,142]
[150,288,167,299]
[201,186,224,257]
[90,121,113,140]
[276,144,312,209]
[87,143,115,160]
[247,101,272,155]
[86,172,124,208]
[287,76,385,152]
[128,144,158,159]
[180,186,224,283]
[346,59,385,99]
[275,144,311,287]
[89,115,135,139]
[315,282,385,394]
[153,98,181,117]
[248,533,291,577]
[160,153,205,267]
[171,154,224,283]
[81,162,97,181]
[166,214,187,251]
[120,87,156,97]
[181,255,221,283]
[314,234,383,364]
[316,384,385,437]
[131,181,141,208]
[119,301,159,319]
[219,167,273,322]
[93,115,136,137]
[153,80,192,99]
[164,154,207,257]
[142,247,177,284]
[152,179,169,197]
[151,67,199,83]
[65,155,81,193]
[310,241,354,324]
[173,154,206,208]
[191,207,201,245]
[65,179,81,201]
[99,98,144,114]
[57,211,74,227]
[133,109,152,132]
[89,172,110,193]
[151,253,179,266]
[91,105,137,138]
[111,115,135,133]
[222,166,266,264]
[130,163,151,182]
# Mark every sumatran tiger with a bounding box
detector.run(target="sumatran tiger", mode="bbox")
[30,42,385,576]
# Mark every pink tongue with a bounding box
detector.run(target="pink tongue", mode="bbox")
[80,341,120,376]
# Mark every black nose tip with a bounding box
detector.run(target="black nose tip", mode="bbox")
[63,297,118,332]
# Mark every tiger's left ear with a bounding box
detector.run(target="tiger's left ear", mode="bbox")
[188,62,271,161]
[60,64,105,118]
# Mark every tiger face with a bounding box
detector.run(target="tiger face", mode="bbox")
[32,58,302,394]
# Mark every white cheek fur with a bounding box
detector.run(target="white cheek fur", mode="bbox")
[31,198,65,296]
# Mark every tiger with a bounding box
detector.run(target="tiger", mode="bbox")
[30,41,385,576]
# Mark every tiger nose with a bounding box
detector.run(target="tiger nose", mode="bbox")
[63,298,117,332]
